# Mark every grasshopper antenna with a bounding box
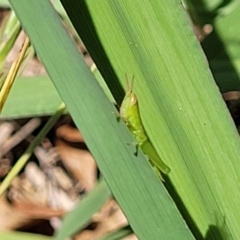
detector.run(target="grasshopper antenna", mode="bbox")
[125,73,134,92]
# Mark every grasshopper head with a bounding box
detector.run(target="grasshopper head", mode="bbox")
[119,75,138,120]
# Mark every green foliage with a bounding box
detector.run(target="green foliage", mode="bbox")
[0,231,52,240]
[99,225,133,240]
[61,0,240,239]
[9,0,194,239]
[1,76,62,118]
[2,0,240,239]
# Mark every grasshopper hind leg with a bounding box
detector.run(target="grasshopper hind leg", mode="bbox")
[152,164,164,181]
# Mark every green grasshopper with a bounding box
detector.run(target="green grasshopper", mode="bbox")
[119,75,171,180]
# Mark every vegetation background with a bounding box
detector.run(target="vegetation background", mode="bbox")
[0,0,240,239]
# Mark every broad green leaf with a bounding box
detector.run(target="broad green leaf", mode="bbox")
[1,76,62,119]
[9,1,194,239]
[0,70,113,119]
[60,1,240,239]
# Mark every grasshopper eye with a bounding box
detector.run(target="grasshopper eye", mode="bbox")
[130,94,137,105]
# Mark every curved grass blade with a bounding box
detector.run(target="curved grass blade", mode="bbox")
[99,225,133,240]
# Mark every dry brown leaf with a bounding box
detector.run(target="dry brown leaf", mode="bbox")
[12,200,65,219]
[9,176,66,219]
[0,157,11,177]
[0,193,31,230]
[8,166,73,219]
[222,91,240,101]
[75,199,130,240]
[56,124,84,142]
[56,137,97,191]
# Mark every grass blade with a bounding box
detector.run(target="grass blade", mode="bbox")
[61,1,240,239]
[0,231,52,240]
[55,178,111,240]
[9,0,195,239]
[1,76,63,119]
[99,225,133,240]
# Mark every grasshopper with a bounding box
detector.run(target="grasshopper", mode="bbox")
[120,75,171,179]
